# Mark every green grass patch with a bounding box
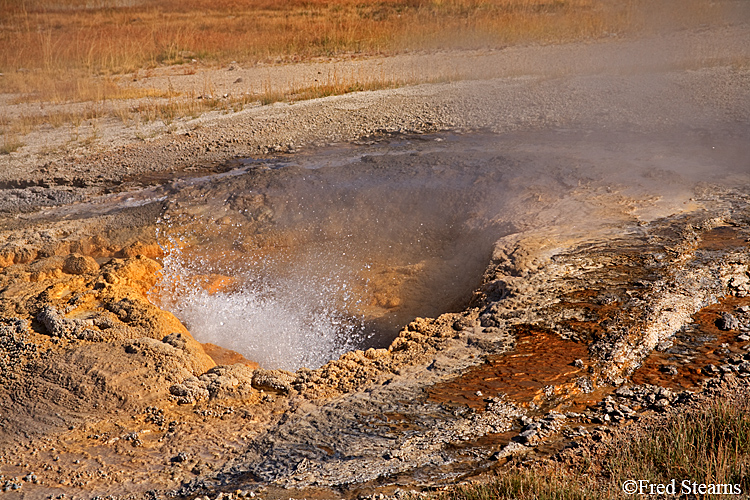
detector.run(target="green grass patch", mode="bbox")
[420,470,603,500]
[418,400,750,500]
[604,400,750,493]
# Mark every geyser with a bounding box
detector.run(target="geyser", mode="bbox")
[154,129,745,371]
[154,134,520,370]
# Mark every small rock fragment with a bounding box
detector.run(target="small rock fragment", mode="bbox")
[704,364,720,374]
[62,253,100,275]
[655,340,673,351]
[516,429,537,443]
[615,386,634,398]
[251,368,295,394]
[717,312,740,331]
[660,365,679,376]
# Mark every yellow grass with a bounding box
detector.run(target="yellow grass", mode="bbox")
[0,0,615,100]
[1,73,168,105]
[0,135,24,154]
[0,0,727,141]
[0,69,441,144]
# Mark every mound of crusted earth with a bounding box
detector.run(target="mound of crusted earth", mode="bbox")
[1,17,750,500]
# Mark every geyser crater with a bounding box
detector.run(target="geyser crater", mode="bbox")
[151,128,734,371]
[152,134,516,370]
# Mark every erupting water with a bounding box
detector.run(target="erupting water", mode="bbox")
[156,239,366,371]
[153,134,518,369]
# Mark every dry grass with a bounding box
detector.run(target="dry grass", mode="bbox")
[417,400,750,500]
[604,400,750,493]
[0,0,619,100]
[2,103,105,133]
[1,73,168,104]
[420,469,603,500]
[280,71,443,102]
[125,70,440,119]
[0,135,24,154]
[0,69,441,142]
[0,0,730,140]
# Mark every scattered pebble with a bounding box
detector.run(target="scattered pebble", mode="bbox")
[717,312,740,331]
